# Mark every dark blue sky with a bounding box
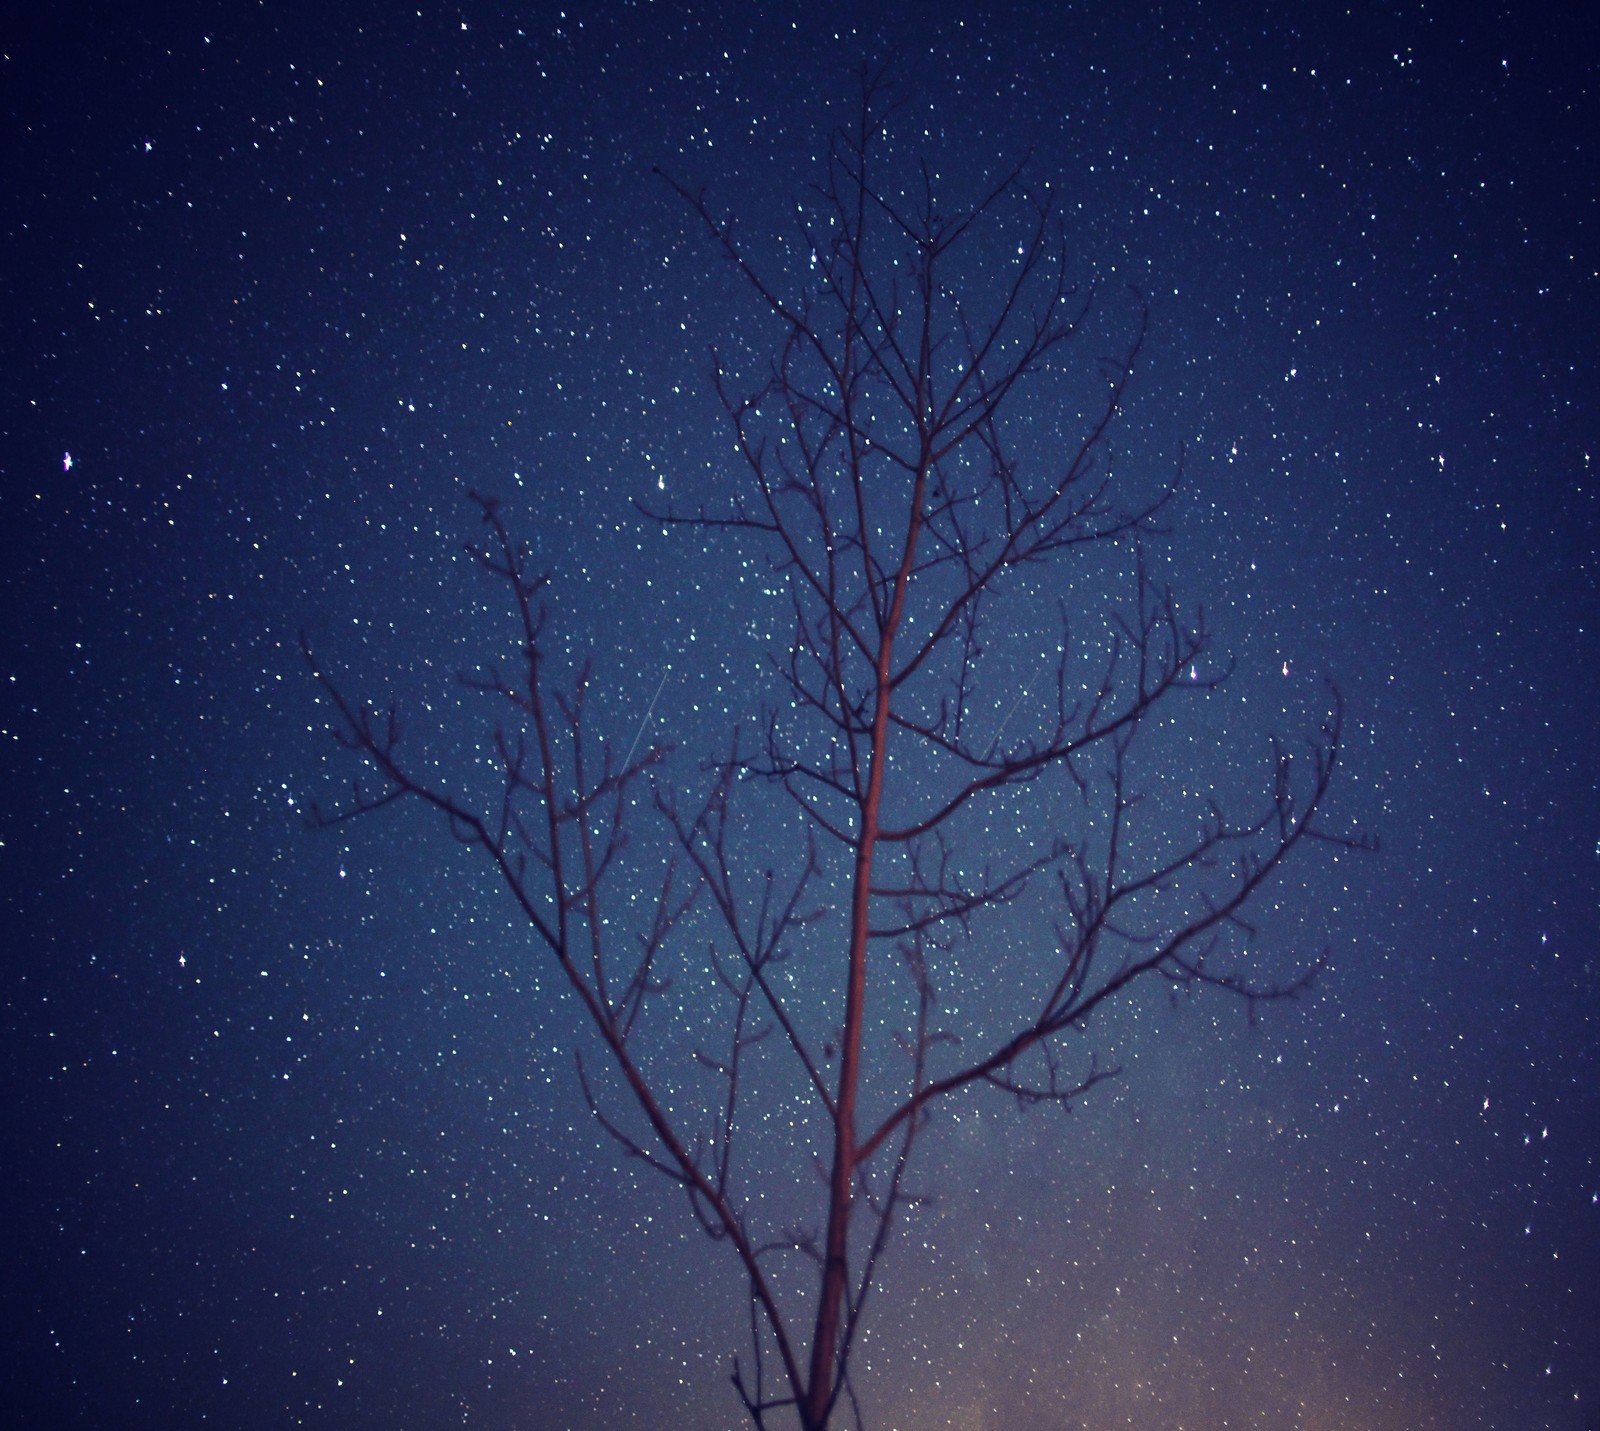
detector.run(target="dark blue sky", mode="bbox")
[3,2,1596,1428]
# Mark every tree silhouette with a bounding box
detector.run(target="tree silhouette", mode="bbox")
[304,69,1365,1431]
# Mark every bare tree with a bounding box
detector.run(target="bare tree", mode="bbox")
[304,69,1365,1431]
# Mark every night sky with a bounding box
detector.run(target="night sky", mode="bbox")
[4,2,1598,1428]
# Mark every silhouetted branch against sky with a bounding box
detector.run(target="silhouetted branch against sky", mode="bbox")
[309,64,1364,1431]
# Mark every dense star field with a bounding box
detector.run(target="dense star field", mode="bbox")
[3,2,1596,1428]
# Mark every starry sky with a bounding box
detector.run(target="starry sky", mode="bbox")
[3,2,1597,1428]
